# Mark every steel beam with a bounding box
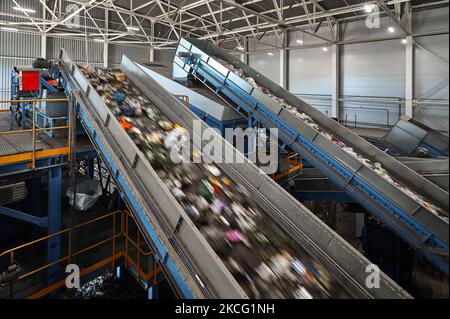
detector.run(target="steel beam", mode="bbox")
[0,206,47,228]
[405,36,414,117]
[47,166,62,287]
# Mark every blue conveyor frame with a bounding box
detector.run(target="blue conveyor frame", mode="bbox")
[56,49,412,299]
[176,38,449,274]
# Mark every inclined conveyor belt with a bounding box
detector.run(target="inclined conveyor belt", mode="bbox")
[57,49,410,299]
[174,38,449,273]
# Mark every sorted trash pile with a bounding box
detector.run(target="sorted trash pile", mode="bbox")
[217,60,446,220]
[81,65,349,299]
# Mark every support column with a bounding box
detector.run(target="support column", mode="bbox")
[150,21,155,62]
[41,2,47,59]
[331,43,340,119]
[104,10,109,67]
[405,36,415,118]
[279,32,288,89]
[47,166,62,286]
[41,35,47,59]
[103,41,109,68]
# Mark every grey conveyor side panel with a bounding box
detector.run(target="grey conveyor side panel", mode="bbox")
[59,49,247,299]
[124,55,412,299]
[176,39,449,254]
[182,38,449,212]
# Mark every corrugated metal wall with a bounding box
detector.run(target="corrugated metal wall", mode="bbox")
[109,44,150,65]
[249,52,281,85]
[47,36,104,65]
[289,47,332,96]
[0,31,41,110]
[415,35,449,99]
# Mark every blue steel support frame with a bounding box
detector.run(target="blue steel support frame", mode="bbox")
[47,166,62,286]
[189,58,449,273]
[148,284,159,299]
[0,206,47,227]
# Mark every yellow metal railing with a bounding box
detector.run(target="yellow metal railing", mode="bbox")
[175,95,190,108]
[0,210,160,299]
[273,153,303,181]
[0,98,72,167]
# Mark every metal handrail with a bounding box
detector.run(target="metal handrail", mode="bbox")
[272,153,303,181]
[0,98,72,168]
[0,210,156,298]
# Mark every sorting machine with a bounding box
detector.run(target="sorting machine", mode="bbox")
[172,38,449,274]
[57,49,410,299]
[10,61,76,138]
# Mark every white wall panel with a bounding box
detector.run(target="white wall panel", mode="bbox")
[341,40,406,98]
[249,52,281,85]
[414,35,449,99]
[0,31,41,110]
[109,44,151,64]
[289,47,332,95]
[154,50,175,66]
[413,7,449,34]
[47,36,104,64]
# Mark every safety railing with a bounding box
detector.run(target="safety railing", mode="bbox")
[0,98,72,167]
[0,210,160,299]
[175,94,190,108]
[273,153,303,182]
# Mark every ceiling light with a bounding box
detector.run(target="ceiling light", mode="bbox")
[322,47,329,52]
[296,39,304,45]
[13,7,36,14]
[267,52,274,56]
[237,46,244,51]
[127,26,140,32]
[1,27,19,32]
[388,26,395,33]
[94,38,105,43]
[402,38,408,44]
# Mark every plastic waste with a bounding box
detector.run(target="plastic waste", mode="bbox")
[66,179,102,211]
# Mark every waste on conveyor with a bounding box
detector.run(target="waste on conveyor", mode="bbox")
[216,60,447,221]
[81,65,351,299]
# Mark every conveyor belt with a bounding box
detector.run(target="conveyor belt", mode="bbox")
[58,50,410,299]
[383,116,449,157]
[174,38,449,274]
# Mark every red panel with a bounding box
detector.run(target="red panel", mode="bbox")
[21,71,40,91]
